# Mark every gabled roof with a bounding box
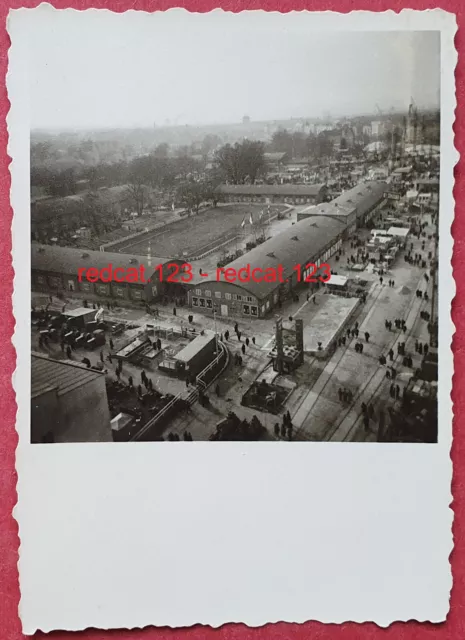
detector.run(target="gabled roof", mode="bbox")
[31,244,169,276]
[204,215,344,299]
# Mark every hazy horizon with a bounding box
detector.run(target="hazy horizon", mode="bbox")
[22,9,441,130]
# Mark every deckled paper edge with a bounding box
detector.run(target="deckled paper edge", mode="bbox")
[6,6,457,633]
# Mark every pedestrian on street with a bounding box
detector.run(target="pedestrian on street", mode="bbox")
[66,345,72,359]
[274,423,280,438]
[237,331,242,341]
[379,276,384,285]
[234,322,239,334]
[241,344,246,355]
[418,343,423,355]
[388,348,394,361]
[252,337,256,345]
[225,330,230,341]
[246,337,250,347]
[313,296,317,304]
[390,383,395,398]
[338,387,343,401]
[361,402,367,414]
[287,425,293,441]
[365,331,370,343]
[424,343,429,356]
[281,423,286,438]
[395,384,401,400]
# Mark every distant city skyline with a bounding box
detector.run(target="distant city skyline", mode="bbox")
[22,9,440,130]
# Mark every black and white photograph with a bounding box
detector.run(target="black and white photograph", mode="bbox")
[28,15,442,444]
[10,7,456,634]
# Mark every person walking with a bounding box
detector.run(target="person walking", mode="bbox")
[252,337,256,345]
[241,344,246,355]
[364,331,370,343]
[274,423,280,438]
[245,337,250,347]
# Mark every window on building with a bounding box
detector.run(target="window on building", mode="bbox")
[80,282,91,292]
[237,295,242,301]
[200,298,205,307]
[243,305,250,315]
[225,293,232,300]
[116,288,124,298]
[214,292,221,299]
[132,290,142,300]
[261,305,265,314]
[192,297,198,306]
[205,290,211,297]
[97,285,108,295]
[195,288,202,295]
[206,299,213,309]
[246,296,254,302]
[232,294,237,300]
[251,306,258,316]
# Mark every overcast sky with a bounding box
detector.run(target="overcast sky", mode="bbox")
[20,8,440,130]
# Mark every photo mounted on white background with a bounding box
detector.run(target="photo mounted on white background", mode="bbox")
[9,6,456,634]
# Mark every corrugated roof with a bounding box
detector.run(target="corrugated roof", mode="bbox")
[217,183,326,197]
[207,215,345,299]
[31,244,169,276]
[32,353,105,398]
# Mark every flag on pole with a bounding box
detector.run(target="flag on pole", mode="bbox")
[241,217,246,228]
[249,213,253,225]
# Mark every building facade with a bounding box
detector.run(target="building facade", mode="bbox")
[31,244,184,303]
[187,216,345,318]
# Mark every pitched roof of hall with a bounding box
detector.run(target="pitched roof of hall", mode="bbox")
[31,243,169,276]
[299,180,387,220]
[217,183,326,197]
[206,215,346,300]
